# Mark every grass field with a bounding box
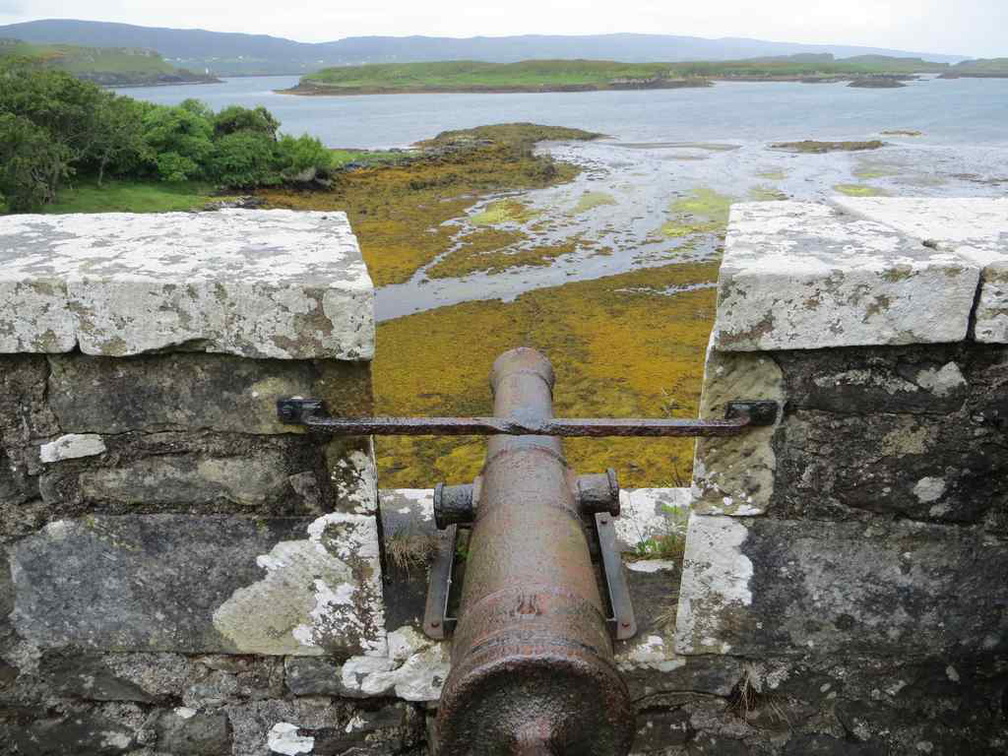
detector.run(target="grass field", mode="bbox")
[45,180,215,214]
[298,59,683,91]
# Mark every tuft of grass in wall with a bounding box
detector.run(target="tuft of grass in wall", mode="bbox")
[385,526,440,574]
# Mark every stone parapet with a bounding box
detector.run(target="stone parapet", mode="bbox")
[1,211,388,755]
[675,200,1008,753]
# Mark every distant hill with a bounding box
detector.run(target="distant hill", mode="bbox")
[0,19,969,76]
[0,38,218,86]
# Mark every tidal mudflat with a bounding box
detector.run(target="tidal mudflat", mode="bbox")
[306,126,1007,487]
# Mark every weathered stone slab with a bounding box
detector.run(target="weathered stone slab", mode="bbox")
[46,352,372,435]
[712,202,980,351]
[833,197,1008,344]
[675,515,1008,658]
[0,355,59,448]
[775,344,968,415]
[33,431,371,517]
[10,513,385,657]
[0,210,374,359]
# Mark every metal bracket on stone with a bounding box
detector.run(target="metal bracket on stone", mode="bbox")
[275,398,779,437]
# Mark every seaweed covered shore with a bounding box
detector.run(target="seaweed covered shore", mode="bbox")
[259,123,720,488]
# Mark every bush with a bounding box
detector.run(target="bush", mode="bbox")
[214,105,279,138]
[276,133,334,181]
[141,104,214,181]
[0,61,338,211]
[208,131,282,187]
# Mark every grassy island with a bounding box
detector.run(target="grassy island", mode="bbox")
[283,59,711,95]
[284,54,952,96]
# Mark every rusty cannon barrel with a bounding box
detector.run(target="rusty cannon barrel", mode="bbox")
[435,347,634,756]
[276,347,779,755]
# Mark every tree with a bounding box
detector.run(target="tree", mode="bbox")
[213,105,280,139]
[0,113,72,212]
[88,93,145,186]
[141,102,214,181]
[0,62,104,164]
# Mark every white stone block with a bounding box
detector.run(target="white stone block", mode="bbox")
[833,197,1008,343]
[39,433,107,463]
[712,202,982,351]
[0,210,374,359]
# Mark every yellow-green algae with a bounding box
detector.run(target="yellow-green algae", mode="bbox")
[374,261,719,488]
[756,170,788,180]
[833,183,888,197]
[469,199,541,226]
[853,160,902,180]
[658,187,734,238]
[748,185,788,201]
[427,238,581,279]
[570,191,617,214]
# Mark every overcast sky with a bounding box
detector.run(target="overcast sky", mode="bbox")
[1,1,1005,57]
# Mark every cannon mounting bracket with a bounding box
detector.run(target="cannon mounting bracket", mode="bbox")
[422,514,637,642]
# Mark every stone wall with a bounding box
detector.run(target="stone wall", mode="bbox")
[2,202,1006,755]
[678,199,1008,755]
[0,212,421,755]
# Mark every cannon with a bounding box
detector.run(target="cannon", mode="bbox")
[278,347,777,755]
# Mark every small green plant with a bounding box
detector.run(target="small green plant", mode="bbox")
[631,503,690,561]
[632,534,684,561]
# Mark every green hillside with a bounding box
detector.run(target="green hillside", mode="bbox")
[0,38,218,85]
